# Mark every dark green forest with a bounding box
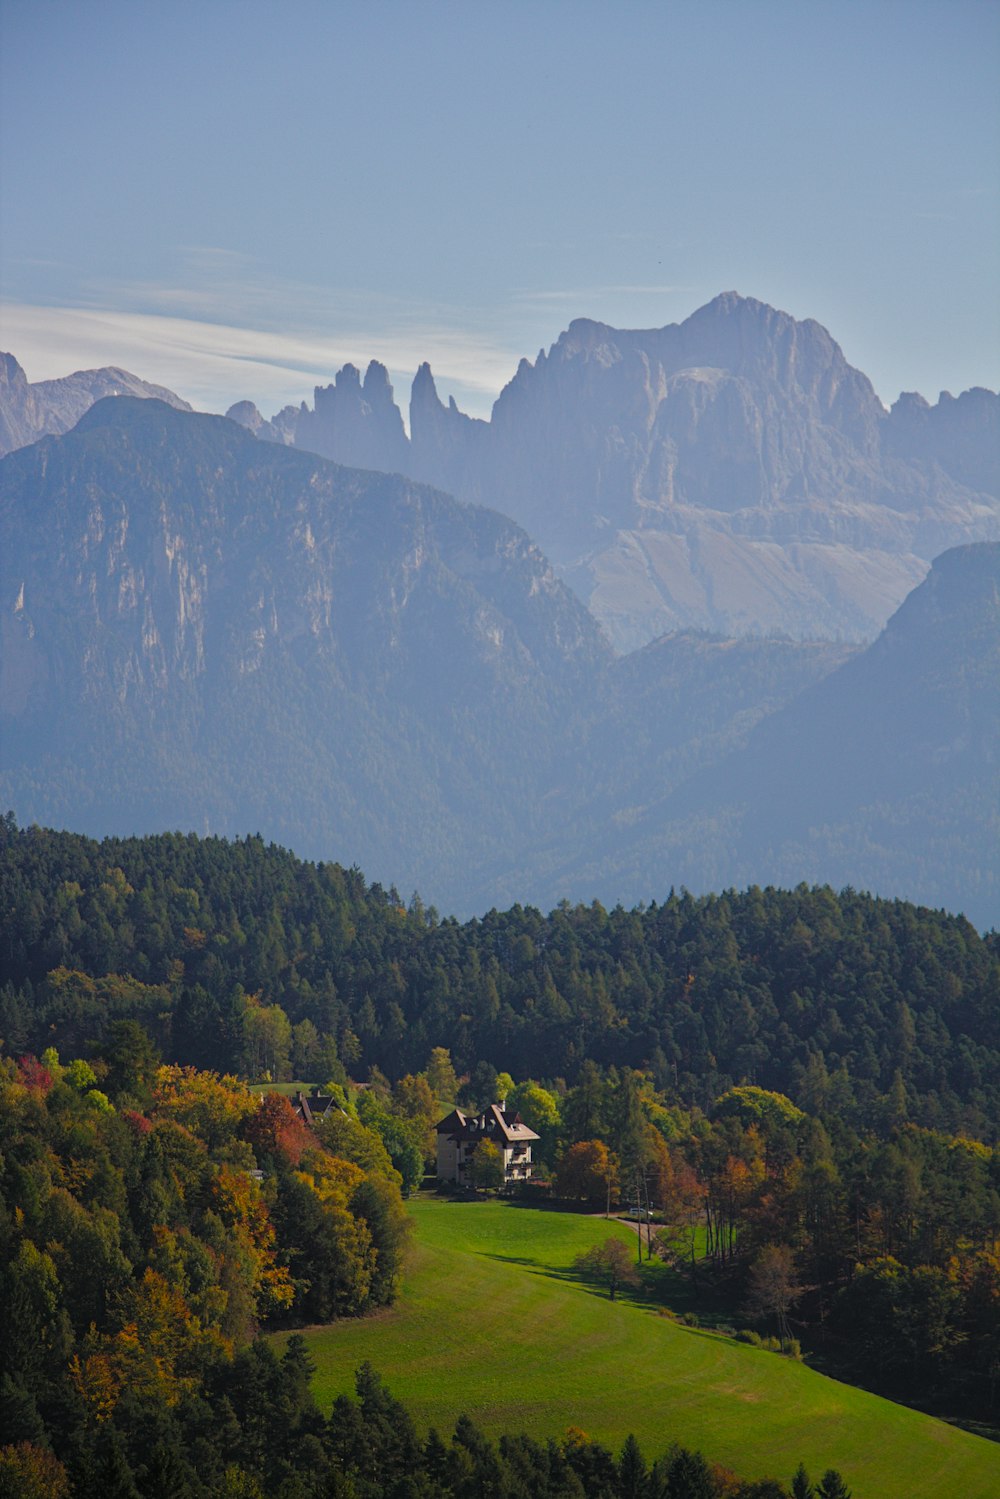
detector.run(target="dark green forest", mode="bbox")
[2,816,997,1133]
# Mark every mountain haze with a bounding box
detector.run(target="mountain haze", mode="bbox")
[3,295,995,650]
[267,294,1000,648]
[0,351,191,457]
[0,396,605,896]
[528,544,999,922]
[1,396,996,924]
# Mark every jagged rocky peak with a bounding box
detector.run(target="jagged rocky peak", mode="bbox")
[407,364,489,500]
[331,362,361,394]
[0,352,28,387]
[409,359,484,429]
[362,359,393,396]
[225,399,294,446]
[295,359,409,472]
[0,354,42,457]
[555,318,618,357]
[410,361,442,410]
[226,399,266,431]
[399,293,997,647]
[884,385,999,495]
[675,293,881,422]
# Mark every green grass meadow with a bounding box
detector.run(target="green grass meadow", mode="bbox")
[280,1195,1000,1498]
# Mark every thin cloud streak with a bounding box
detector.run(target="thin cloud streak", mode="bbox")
[1,302,525,419]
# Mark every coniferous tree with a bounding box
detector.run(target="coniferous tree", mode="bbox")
[815,1474,851,1499]
[664,1447,717,1499]
[617,1432,647,1499]
[790,1464,814,1499]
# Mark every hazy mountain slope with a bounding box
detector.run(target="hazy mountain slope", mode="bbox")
[475,631,857,912]
[276,294,999,648]
[0,396,608,896]
[524,544,999,927]
[0,351,191,457]
[5,296,995,648]
[2,399,995,925]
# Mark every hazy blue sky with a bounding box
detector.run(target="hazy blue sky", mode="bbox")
[2,0,998,418]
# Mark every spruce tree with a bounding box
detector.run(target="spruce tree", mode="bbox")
[791,1463,814,1499]
[815,1472,851,1499]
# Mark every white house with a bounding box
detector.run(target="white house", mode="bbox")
[435,1103,539,1187]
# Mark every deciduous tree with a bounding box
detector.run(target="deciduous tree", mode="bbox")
[470,1138,505,1194]
[574,1237,640,1301]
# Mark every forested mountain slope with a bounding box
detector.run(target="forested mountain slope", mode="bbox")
[0,395,607,899]
[3,819,998,1137]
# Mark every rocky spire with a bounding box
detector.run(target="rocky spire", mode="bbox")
[295,360,410,473]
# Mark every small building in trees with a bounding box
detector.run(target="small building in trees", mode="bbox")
[290,1089,338,1126]
[435,1103,539,1187]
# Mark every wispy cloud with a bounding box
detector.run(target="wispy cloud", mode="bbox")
[1,249,699,423]
[1,301,524,420]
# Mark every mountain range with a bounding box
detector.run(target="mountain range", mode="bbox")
[2,393,996,926]
[0,351,191,457]
[225,292,1000,648]
[4,294,997,650]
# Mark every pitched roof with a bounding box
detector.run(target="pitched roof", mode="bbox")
[291,1089,337,1126]
[435,1102,540,1144]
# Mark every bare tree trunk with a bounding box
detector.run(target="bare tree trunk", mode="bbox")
[641,1166,653,1260]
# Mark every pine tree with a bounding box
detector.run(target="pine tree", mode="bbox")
[664,1446,717,1499]
[815,1472,851,1499]
[791,1462,814,1499]
[617,1433,647,1498]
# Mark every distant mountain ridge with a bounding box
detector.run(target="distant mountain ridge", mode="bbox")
[0,351,191,456]
[4,294,996,646]
[520,542,1000,924]
[1,396,996,925]
[234,293,999,648]
[0,396,609,897]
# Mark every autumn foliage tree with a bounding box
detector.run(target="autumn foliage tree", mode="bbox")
[556,1140,618,1209]
[470,1138,505,1194]
[747,1244,801,1344]
[242,1091,312,1166]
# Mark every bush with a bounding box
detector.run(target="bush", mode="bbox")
[736,1329,801,1357]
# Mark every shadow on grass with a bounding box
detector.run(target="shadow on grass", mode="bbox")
[481,1250,696,1318]
[434,1194,594,1213]
[427,1194,735,1328]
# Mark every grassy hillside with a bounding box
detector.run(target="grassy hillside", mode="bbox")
[280,1196,1000,1499]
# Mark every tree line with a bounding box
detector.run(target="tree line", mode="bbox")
[2,817,997,1136]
